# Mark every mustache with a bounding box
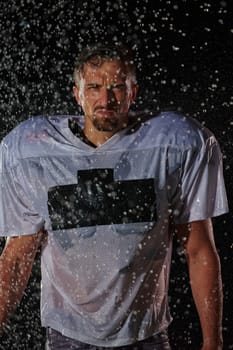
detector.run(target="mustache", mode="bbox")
[94,106,117,112]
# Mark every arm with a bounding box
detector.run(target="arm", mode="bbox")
[175,219,223,350]
[0,231,44,333]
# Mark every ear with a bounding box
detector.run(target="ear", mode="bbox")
[73,85,81,106]
[129,84,139,105]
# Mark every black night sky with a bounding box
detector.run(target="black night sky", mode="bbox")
[0,1,232,348]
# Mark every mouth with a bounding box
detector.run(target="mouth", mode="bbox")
[94,109,116,118]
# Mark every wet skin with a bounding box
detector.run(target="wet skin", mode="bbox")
[73,60,138,146]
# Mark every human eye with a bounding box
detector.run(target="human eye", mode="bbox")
[87,84,100,90]
[111,83,126,91]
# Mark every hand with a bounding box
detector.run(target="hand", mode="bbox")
[201,339,223,350]
[201,346,222,350]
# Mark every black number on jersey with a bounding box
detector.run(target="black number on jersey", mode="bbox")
[48,168,157,230]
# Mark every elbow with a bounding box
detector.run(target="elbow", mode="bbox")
[187,246,221,273]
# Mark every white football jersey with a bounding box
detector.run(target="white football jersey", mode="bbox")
[0,112,228,346]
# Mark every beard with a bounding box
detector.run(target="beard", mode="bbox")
[92,108,123,132]
[92,115,120,132]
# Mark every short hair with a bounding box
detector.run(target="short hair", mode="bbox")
[73,43,137,86]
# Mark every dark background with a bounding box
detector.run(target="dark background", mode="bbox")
[0,0,232,348]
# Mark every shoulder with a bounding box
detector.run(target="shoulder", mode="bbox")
[128,111,216,150]
[0,115,72,169]
[2,115,50,144]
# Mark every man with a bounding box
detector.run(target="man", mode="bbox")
[0,43,228,349]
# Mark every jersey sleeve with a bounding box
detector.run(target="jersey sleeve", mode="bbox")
[171,134,228,224]
[0,141,45,237]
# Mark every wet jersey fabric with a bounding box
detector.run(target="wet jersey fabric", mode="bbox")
[0,112,228,346]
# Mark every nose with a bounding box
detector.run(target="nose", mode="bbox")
[99,88,116,107]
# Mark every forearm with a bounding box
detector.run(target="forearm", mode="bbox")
[0,254,33,330]
[188,251,223,349]
[0,232,44,333]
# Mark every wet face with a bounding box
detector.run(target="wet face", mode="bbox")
[73,59,138,133]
